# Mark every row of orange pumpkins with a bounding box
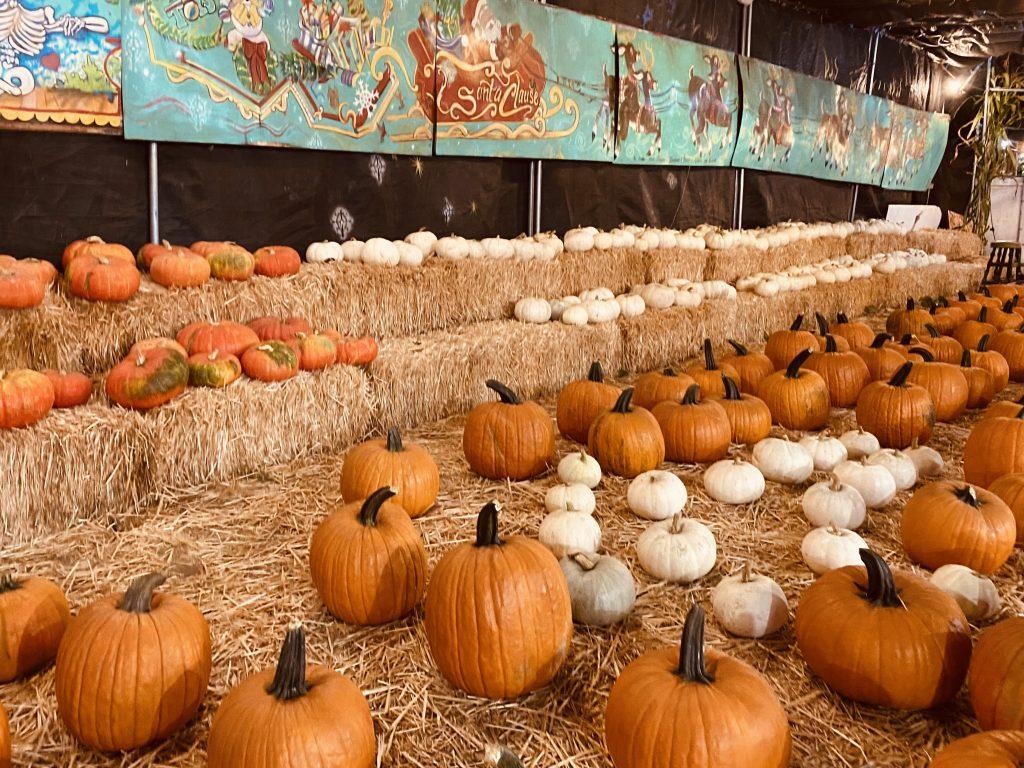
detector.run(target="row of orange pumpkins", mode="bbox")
[0,237,302,309]
[0,316,377,428]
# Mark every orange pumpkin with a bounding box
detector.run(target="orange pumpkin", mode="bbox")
[814,312,851,352]
[964,407,1024,487]
[241,341,299,382]
[66,255,141,302]
[973,335,1011,393]
[332,334,379,366]
[969,617,1024,730]
[247,316,311,342]
[804,334,871,407]
[177,321,260,357]
[61,236,134,270]
[55,573,212,751]
[192,241,254,281]
[989,473,1024,544]
[0,573,70,682]
[310,487,427,625]
[886,298,932,337]
[130,336,189,360]
[588,387,666,478]
[989,329,1024,382]
[906,347,969,422]
[424,502,572,699]
[765,314,817,370]
[988,300,1024,331]
[901,481,1017,574]
[555,361,620,443]
[42,370,92,408]
[106,348,188,410]
[831,312,874,349]
[682,340,738,399]
[971,288,1003,311]
[855,333,906,382]
[756,348,831,430]
[720,339,774,394]
[0,255,57,286]
[718,375,772,445]
[0,369,54,428]
[927,302,964,335]
[605,604,791,768]
[340,427,439,518]
[631,368,697,409]
[0,701,7,768]
[0,264,46,309]
[252,245,301,277]
[960,349,996,409]
[954,307,998,350]
[796,549,971,709]
[951,291,983,321]
[983,396,1024,421]
[187,350,242,388]
[855,362,935,448]
[652,383,731,464]
[987,284,1021,304]
[291,332,337,371]
[149,242,210,289]
[930,731,1024,767]
[463,380,554,480]
[923,324,964,364]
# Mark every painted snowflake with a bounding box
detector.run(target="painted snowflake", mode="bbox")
[664,172,678,191]
[441,197,455,223]
[368,154,386,185]
[355,81,377,112]
[331,205,354,239]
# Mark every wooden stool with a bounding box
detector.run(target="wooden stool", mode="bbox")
[983,241,1023,285]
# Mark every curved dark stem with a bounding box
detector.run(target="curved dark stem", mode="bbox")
[475,501,503,547]
[910,346,934,362]
[663,368,676,376]
[266,622,309,701]
[681,384,701,405]
[722,375,742,401]
[888,361,914,387]
[119,572,167,613]
[1017,405,1024,420]
[900,333,914,345]
[677,604,714,684]
[925,324,940,338]
[786,348,812,378]
[836,312,850,324]
[930,305,938,316]
[979,307,988,323]
[0,574,18,594]
[870,333,892,349]
[961,348,973,367]
[358,486,397,526]
[790,314,804,331]
[906,297,915,311]
[815,312,829,336]
[979,334,991,352]
[954,484,981,508]
[938,296,950,308]
[958,291,968,301]
[983,286,992,297]
[587,361,604,383]
[859,549,902,608]
[612,388,635,414]
[386,427,403,452]
[702,339,717,371]
[824,334,837,353]
[727,339,748,356]
[486,379,521,405]
[1004,299,1016,313]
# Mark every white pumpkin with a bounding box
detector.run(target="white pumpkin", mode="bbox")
[362,237,400,266]
[559,552,636,627]
[393,240,424,267]
[640,284,676,310]
[341,239,365,262]
[512,238,538,260]
[435,235,469,260]
[627,470,687,521]
[833,458,897,508]
[538,509,601,559]
[752,436,814,484]
[581,287,615,301]
[563,228,595,252]
[839,428,880,459]
[584,299,619,324]
[536,238,560,261]
[557,450,602,489]
[674,286,703,309]
[902,441,944,477]
[561,305,589,326]
[405,230,437,257]
[801,524,868,575]
[711,563,789,638]
[514,297,552,324]
[548,298,570,322]
[615,293,646,318]
[466,239,487,259]
[305,240,342,263]
[636,513,717,583]
[544,483,596,515]
[801,476,867,530]
[482,237,514,260]
[865,448,918,491]
[754,277,782,298]
[703,458,766,504]
[798,434,848,472]
[930,564,1001,622]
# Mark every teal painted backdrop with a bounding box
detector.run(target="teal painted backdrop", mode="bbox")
[882,104,950,191]
[613,26,737,166]
[122,0,433,153]
[431,0,615,161]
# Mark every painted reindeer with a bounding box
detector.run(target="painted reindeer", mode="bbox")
[592,59,615,153]
[617,40,662,156]
[749,77,793,163]
[687,53,731,155]
[810,94,854,175]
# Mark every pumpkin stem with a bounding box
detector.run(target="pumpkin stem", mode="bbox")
[587,361,604,383]
[669,512,686,535]
[979,335,991,352]
[983,286,992,297]
[899,334,914,346]
[677,604,715,684]
[386,427,403,452]
[0,574,19,593]
[888,362,914,387]
[486,380,521,405]
[824,334,838,353]
[906,298,915,311]
[925,324,940,338]
[740,561,753,583]
[790,315,804,331]
[681,384,701,405]
[960,349,973,368]
[869,333,891,349]
[785,348,812,378]
[571,552,597,571]
[859,549,902,608]
[815,312,830,336]
[958,291,968,301]
[663,368,676,376]
[119,572,167,613]
[980,307,989,322]
[611,388,635,414]
[475,502,503,547]
[702,339,717,371]
[828,475,842,492]
[910,346,934,362]
[357,486,397,526]
[954,485,981,508]
[266,621,309,701]
[938,296,950,308]
[836,312,850,324]
[727,339,748,356]
[722,375,742,401]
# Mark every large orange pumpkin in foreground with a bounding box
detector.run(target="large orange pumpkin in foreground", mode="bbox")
[106,347,189,410]
[605,604,791,768]
[556,361,619,443]
[310,487,428,625]
[207,622,375,768]
[964,407,1024,488]
[970,617,1024,731]
[855,362,935,448]
[929,731,1024,768]
[424,502,572,699]
[796,549,971,710]
[55,573,211,751]
[0,573,70,682]
[463,380,554,480]
[757,348,830,430]
[341,427,439,518]
[0,369,54,428]
[588,387,665,478]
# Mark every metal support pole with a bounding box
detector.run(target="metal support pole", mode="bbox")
[850,29,881,222]
[734,1,752,230]
[527,161,536,234]
[534,160,543,233]
[148,142,160,244]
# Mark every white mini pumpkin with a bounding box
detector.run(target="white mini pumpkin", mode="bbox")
[636,513,716,583]
[801,524,868,575]
[557,450,602,489]
[640,284,676,310]
[548,298,570,321]
[305,240,342,263]
[839,428,881,459]
[581,287,615,302]
[341,239,365,262]
[930,564,1001,622]
[674,286,703,309]
[393,240,424,267]
[627,470,687,521]
[711,563,789,638]
[901,441,944,477]
[559,552,636,627]
[615,293,646,318]
[753,436,814,484]
[482,237,514,260]
[561,305,589,326]
[538,509,601,559]
[362,237,400,266]
[584,299,619,324]
[563,228,595,252]
[833,458,897,508]
[544,483,596,515]
[405,230,437,257]
[466,239,487,259]
[703,458,766,504]
[754,277,782,298]
[514,297,552,324]
[865,448,918,492]
[435,235,469,260]
[798,434,848,472]
[801,475,867,530]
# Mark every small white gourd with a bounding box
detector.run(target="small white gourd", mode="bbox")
[561,305,589,326]
[865,448,918,492]
[636,513,717,583]
[393,240,424,267]
[435,235,468,260]
[798,433,848,472]
[711,562,789,638]
[901,440,944,477]
[559,552,636,627]
[341,239,364,262]
[557,450,602,489]
[702,458,766,504]
[801,524,868,575]
[802,476,867,530]
[833,458,897,508]
[627,470,687,521]
[752,436,814,484]
[514,297,552,324]
[544,484,596,515]
[305,240,343,263]
[405,230,437,257]
[839,428,881,459]
[615,293,646,318]
[362,237,400,266]
[930,564,1001,621]
[538,508,601,559]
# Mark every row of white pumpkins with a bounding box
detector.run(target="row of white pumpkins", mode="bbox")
[513,280,737,325]
[539,431,998,636]
[697,218,901,251]
[563,226,706,253]
[305,231,565,266]
[735,255,874,297]
[865,248,948,275]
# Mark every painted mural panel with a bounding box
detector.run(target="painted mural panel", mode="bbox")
[881,104,949,191]
[0,0,121,130]
[121,0,432,153]
[431,0,615,161]
[613,26,736,166]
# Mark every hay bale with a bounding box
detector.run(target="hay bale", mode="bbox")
[702,246,762,283]
[618,299,738,373]
[558,247,648,295]
[369,320,623,429]
[644,248,708,283]
[844,232,910,257]
[907,229,984,262]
